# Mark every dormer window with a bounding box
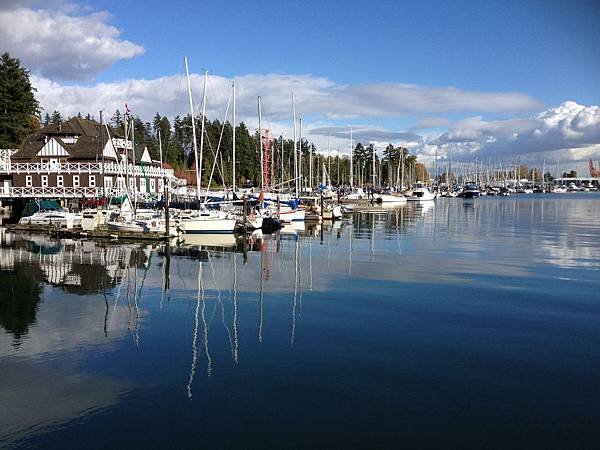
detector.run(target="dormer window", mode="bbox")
[61,135,79,144]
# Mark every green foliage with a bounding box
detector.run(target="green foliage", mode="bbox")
[0,52,40,148]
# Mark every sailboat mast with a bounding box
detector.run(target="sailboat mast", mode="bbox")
[309,137,313,192]
[350,128,354,190]
[328,132,331,186]
[292,93,298,197]
[184,57,201,201]
[280,134,284,188]
[232,80,236,191]
[258,96,264,190]
[199,71,208,200]
[299,118,303,195]
[372,143,376,187]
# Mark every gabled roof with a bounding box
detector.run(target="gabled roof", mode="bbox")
[14,117,123,161]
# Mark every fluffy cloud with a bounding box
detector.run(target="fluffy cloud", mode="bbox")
[427,101,600,160]
[31,71,542,123]
[0,3,144,80]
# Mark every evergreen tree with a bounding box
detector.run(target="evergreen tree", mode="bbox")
[50,110,62,125]
[0,52,39,148]
[42,112,51,127]
[111,109,124,133]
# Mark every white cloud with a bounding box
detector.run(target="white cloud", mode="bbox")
[0,3,144,80]
[31,71,542,122]
[412,101,600,175]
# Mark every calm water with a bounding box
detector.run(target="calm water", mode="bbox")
[1,194,599,449]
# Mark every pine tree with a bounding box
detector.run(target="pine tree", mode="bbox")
[0,52,40,148]
[51,110,62,125]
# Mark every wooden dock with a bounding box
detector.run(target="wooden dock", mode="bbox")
[5,223,173,241]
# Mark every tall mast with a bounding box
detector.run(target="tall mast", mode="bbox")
[184,57,201,201]
[258,96,264,190]
[309,138,313,192]
[328,132,331,186]
[299,118,303,194]
[372,143,376,187]
[280,134,284,189]
[232,80,236,191]
[350,128,354,190]
[199,70,208,199]
[292,93,298,197]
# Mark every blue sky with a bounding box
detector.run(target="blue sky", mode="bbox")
[99,0,600,106]
[1,0,599,172]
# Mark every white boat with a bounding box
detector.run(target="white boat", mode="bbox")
[343,188,367,201]
[19,209,77,227]
[407,183,436,202]
[178,209,237,234]
[375,193,407,203]
[108,217,179,237]
[552,185,568,193]
[269,206,305,223]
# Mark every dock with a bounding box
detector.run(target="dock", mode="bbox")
[5,223,173,241]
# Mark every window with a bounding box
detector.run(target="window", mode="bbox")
[41,175,48,188]
[26,175,32,187]
[116,178,124,188]
[73,175,80,188]
[158,179,164,193]
[149,178,155,193]
[89,175,96,187]
[129,179,135,191]
[140,178,146,192]
[57,175,64,187]
[105,177,113,189]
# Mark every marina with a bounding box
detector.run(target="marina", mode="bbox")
[2,1,600,447]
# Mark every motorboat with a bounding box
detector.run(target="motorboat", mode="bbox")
[407,183,436,202]
[19,209,77,228]
[375,193,407,204]
[461,182,481,199]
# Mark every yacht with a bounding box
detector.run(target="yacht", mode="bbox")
[407,182,436,202]
[461,182,481,198]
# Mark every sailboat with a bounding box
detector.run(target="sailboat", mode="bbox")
[177,58,237,235]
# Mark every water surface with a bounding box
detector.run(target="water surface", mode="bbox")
[1,194,599,449]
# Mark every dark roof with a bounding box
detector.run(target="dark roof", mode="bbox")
[13,117,123,161]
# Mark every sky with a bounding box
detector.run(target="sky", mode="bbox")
[1,0,599,174]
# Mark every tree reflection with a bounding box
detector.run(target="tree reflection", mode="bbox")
[0,265,42,347]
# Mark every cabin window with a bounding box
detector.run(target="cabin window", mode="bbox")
[73,175,80,188]
[57,175,64,187]
[41,175,48,188]
[149,178,155,192]
[89,175,96,187]
[26,175,32,187]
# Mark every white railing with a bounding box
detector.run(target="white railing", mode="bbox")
[1,186,162,200]
[0,161,174,178]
